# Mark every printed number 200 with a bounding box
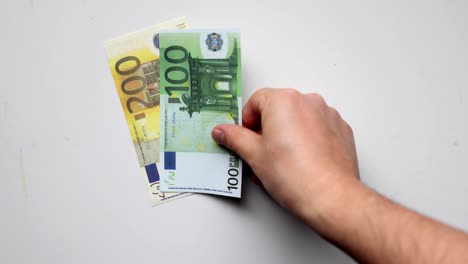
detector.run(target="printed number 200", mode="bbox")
[115,56,151,113]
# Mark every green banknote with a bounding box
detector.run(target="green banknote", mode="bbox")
[159,30,242,197]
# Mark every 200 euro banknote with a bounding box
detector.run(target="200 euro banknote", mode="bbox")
[159,29,242,197]
[104,17,191,206]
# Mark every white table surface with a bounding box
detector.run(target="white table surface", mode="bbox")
[1,0,467,263]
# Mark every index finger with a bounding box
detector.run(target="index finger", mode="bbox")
[242,87,272,130]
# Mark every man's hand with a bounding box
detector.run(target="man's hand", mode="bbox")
[212,88,360,224]
[212,88,468,264]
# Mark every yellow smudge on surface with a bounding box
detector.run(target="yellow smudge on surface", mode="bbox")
[19,148,28,200]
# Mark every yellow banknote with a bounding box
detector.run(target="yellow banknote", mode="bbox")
[105,17,191,206]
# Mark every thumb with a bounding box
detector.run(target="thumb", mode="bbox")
[212,124,261,162]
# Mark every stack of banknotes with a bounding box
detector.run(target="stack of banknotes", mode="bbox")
[104,17,242,206]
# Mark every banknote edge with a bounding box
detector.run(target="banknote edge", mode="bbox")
[103,16,188,48]
[159,28,240,33]
[151,192,194,207]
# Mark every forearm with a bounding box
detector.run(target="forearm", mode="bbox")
[307,181,468,264]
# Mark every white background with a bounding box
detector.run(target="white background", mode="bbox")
[1,0,467,263]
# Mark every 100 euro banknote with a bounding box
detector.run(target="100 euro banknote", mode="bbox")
[159,29,242,197]
[104,17,191,206]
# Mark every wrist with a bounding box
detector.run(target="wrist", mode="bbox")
[301,175,372,238]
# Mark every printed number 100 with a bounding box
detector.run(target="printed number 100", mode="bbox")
[227,168,239,191]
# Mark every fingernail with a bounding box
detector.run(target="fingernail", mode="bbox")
[212,128,225,144]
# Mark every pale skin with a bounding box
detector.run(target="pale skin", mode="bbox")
[211,88,468,264]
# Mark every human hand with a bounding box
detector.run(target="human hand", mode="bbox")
[212,88,468,264]
[211,88,361,227]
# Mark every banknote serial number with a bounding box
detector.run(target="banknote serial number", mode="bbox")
[227,152,240,191]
